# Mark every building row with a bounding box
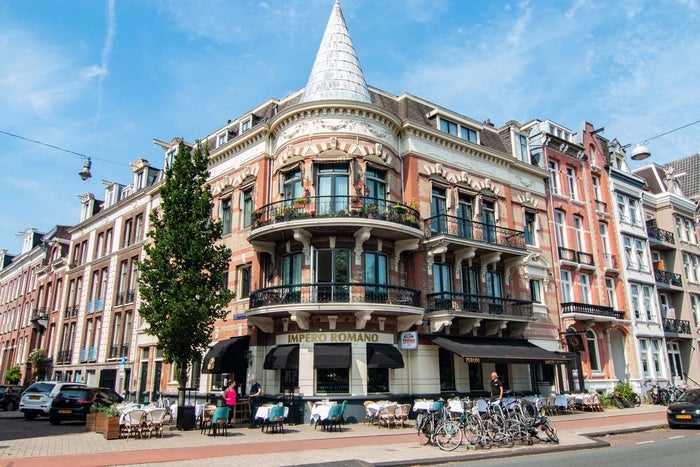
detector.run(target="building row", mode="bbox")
[2,2,699,418]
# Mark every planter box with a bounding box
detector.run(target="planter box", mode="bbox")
[103,416,121,440]
[94,413,106,433]
[85,413,97,432]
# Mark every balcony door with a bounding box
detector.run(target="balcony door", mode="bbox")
[431,187,447,234]
[457,194,473,238]
[482,200,496,242]
[282,253,302,302]
[485,270,503,313]
[365,252,388,302]
[315,249,350,302]
[317,164,348,214]
[432,263,452,310]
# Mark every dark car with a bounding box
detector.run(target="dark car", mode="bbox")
[0,385,25,411]
[48,385,123,425]
[667,388,700,428]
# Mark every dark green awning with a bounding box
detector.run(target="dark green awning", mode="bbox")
[263,345,299,370]
[367,343,404,369]
[424,335,569,364]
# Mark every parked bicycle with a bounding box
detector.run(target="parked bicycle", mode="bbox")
[609,381,641,408]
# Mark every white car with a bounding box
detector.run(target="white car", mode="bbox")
[19,381,87,420]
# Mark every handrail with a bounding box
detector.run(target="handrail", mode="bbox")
[425,214,526,250]
[426,292,534,318]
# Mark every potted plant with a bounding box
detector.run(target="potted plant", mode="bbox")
[102,403,121,440]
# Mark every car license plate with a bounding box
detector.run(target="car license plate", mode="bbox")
[58,409,72,414]
[676,414,692,420]
[28,395,41,400]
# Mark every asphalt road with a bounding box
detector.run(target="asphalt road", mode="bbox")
[0,413,86,441]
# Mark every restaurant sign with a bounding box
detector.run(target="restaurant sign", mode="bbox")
[286,332,380,343]
[399,331,418,350]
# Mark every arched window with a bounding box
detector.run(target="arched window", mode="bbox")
[586,330,600,372]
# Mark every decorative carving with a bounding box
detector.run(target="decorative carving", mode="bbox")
[394,239,419,270]
[248,317,274,333]
[355,310,372,329]
[290,311,310,330]
[397,315,423,332]
[427,243,448,275]
[354,227,372,265]
[293,228,312,265]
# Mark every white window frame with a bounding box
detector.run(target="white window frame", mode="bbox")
[566,167,578,199]
[560,270,572,302]
[578,274,591,303]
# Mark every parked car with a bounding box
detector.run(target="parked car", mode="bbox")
[19,381,87,420]
[48,385,123,425]
[667,388,699,428]
[0,385,25,411]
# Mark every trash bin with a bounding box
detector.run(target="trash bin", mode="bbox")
[176,405,196,430]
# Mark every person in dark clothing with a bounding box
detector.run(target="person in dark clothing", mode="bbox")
[249,377,262,426]
[490,372,503,402]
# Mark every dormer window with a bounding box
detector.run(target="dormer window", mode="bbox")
[217,133,228,147]
[439,117,478,143]
[514,133,529,163]
[166,150,176,170]
[241,117,252,133]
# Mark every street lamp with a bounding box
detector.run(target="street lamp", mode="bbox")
[630,144,651,161]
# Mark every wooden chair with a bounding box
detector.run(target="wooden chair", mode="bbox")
[144,408,167,438]
[122,409,146,439]
[377,404,397,428]
[363,400,376,425]
[199,404,216,434]
[394,403,411,428]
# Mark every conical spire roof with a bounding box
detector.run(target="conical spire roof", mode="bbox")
[300,1,371,103]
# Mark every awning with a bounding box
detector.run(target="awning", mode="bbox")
[201,336,249,374]
[367,343,404,369]
[263,344,299,370]
[424,335,569,364]
[314,343,351,369]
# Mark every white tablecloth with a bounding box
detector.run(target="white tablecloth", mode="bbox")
[310,401,337,423]
[366,402,396,418]
[412,400,435,412]
[255,405,289,421]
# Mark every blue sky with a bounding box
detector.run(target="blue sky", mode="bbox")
[1,0,699,254]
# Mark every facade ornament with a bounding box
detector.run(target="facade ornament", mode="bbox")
[354,226,372,265]
[293,228,312,265]
[290,311,310,330]
[355,310,372,329]
[394,239,419,270]
[397,315,423,332]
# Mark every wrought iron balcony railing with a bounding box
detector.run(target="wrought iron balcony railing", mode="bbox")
[558,247,577,262]
[647,224,675,244]
[250,195,420,230]
[426,292,534,318]
[109,344,130,359]
[654,269,683,287]
[663,318,692,334]
[249,282,421,310]
[56,349,72,365]
[63,305,78,319]
[561,302,623,319]
[425,215,526,249]
[577,251,595,267]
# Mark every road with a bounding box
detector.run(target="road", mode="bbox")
[0,413,85,441]
[437,429,700,466]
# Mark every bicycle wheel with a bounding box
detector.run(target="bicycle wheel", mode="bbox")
[541,420,559,443]
[462,414,480,446]
[631,392,641,407]
[417,414,433,445]
[436,421,463,451]
[612,395,625,409]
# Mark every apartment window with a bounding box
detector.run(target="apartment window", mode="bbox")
[530,279,542,303]
[440,118,458,136]
[605,278,617,309]
[283,168,303,201]
[430,187,447,234]
[524,211,536,245]
[135,214,144,241]
[630,284,641,320]
[166,149,175,170]
[105,229,113,255]
[578,274,591,303]
[651,340,664,378]
[364,252,388,302]
[457,194,474,238]
[573,216,585,252]
[241,118,251,132]
[692,295,700,328]
[566,167,578,199]
[364,167,387,206]
[282,254,302,286]
[221,198,232,235]
[123,220,133,248]
[591,175,602,200]
[317,163,349,214]
[460,126,478,142]
[238,264,251,299]
[642,285,655,321]
[628,198,639,225]
[433,263,452,310]
[217,133,227,147]
[599,223,611,263]
[548,161,560,195]
[241,188,253,228]
[554,210,566,248]
[95,232,104,259]
[623,237,633,268]
[635,239,647,271]
[586,330,600,372]
[560,270,572,302]
[616,194,627,222]
[515,133,529,163]
[683,253,692,280]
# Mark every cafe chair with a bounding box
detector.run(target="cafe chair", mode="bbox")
[207,407,230,437]
[199,404,217,434]
[363,400,377,425]
[377,405,397,428]
[321,404,344,432]
[122,409,146,440]
[394,404,411,428]
[263,405,286,434]
[145,408,167,438]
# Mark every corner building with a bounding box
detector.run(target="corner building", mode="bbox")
[178,1,570,416]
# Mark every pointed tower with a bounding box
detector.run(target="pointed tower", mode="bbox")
[300,0,371,103]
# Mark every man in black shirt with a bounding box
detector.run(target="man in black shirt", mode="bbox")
[490,372,503,402]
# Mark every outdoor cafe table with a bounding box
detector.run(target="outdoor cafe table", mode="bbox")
[366,401,397,419]
[412,400,434,412]
[310,401,337,424]
[255,404,289,422]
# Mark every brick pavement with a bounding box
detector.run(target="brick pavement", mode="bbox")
[0,405,668,467]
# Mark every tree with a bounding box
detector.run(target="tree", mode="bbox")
[138,141,234,406]
[5,364,21,384]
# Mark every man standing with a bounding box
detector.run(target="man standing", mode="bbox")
[249,377,262,427]
[490,372,503,402]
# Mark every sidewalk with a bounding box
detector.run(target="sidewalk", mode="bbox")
[0,405,669,467]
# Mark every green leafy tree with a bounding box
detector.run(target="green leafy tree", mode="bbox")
[5,364,21,384]
[138,141,234,405]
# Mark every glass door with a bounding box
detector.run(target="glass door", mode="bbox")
[317,164,349,214]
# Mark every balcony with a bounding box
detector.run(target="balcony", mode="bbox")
[647,223,675,248]
[126,289,135,304]
[248,195,422,243]
[56,349,72,365]
[424,214,527,261]
[63,305,78,319]
[561,302,624,322]
[109,344,130,359]
[116,292,125,306]
[654,269,683,287]
[663,318,692,335]
[603,253,620,271]
[558,247,595,269]
[595,200,608,213]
